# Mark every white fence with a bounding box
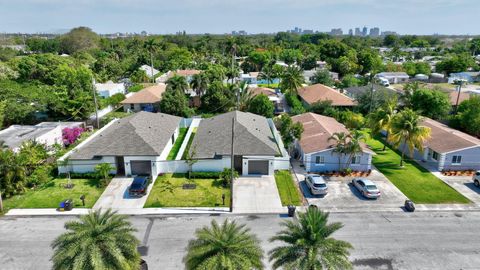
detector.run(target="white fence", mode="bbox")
[156,158,231,174]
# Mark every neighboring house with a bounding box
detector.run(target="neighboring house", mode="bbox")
[120,84,166,112]
[344,84,398,99]
[156,69,201,83]
[189,111,288,176]
[140,65,160,79]
[376,72,410,84]
[0,122,83,151]
[303,69,339,84]
[292,113,374,173]
[58,112,183,177]
[402,118,480,171]
[240,72,259,85]
[249,87,284,114]
[297,84,356,107]
[94,81,126,98]
[448,72,480,84]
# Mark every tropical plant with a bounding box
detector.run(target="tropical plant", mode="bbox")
[344,130,366,168]
[144,38,159,82]
[185,144,198,180]
[367,98,397,151]
[235,81,254,111]
[258,64,275,88]
[94,163,114,187]
[274,114,304,149]
[328,132,349,170]
[220,168,239,187]
[247,94,275,118]
[280,65,304,95]
[183,219,264,270]
[269,208,353,270]
[166,75,189,94]
[389,109,431,166]
[190,73,209,96]
[51,209,140,270]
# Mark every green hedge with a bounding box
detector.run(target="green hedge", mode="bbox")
[188,172,221,179]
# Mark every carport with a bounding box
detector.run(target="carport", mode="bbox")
[130,160,152,176]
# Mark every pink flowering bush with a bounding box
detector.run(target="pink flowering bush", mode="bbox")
[62,127,84,146]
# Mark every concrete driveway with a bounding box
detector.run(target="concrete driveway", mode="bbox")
[292,161,408,212]
[232,176,285,214]
[93,177,154,210]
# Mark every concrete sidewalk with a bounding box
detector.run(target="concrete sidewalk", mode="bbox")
[5,207,230,217]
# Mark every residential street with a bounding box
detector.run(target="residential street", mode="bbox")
[1,211,480,270]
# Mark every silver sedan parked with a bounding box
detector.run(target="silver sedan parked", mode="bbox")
[305,174,328,196]
[352,178,381,199]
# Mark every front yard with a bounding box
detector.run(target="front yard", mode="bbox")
[144,173,231,207]
[274,170,303,206]
[2,178,106,212]
[366,134,470,204]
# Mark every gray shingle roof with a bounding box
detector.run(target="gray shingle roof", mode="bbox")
[190,111,280,158]
[69,112,181,159]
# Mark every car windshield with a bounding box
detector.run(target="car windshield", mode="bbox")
[365,185,377,191]
[131,178,145,188]
[313,183,327,188]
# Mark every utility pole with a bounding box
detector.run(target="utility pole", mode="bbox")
[369,74,376,113]
[92,79,100,129]
[454,79,465,114]
[230,116,235,212]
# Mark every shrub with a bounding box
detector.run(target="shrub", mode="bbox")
[189,172,221,179]
[27,164,54,188]
[62,127,85,146]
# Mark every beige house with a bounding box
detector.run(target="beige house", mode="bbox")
[298,84,355,107]
[121,84,166,112]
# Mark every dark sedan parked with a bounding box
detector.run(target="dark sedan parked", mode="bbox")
[128,176,150,197]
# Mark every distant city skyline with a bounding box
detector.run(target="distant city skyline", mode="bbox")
[0,0,479,35]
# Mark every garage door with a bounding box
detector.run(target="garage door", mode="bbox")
[248,160,269,175]
[130,160,151,176]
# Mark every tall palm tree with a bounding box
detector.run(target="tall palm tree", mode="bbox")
[269,208,353,270]
[166,75,189,94]
[184,219,264,270]
[190,73,209,97]
[51,209,140,270]
[367,98,397,151]
[144,38,159,83]
[258,65,274,88]
[345,130,366,168]
[389,109,431,167]
[328,132,349,171]
[280,65,304,95]
[232,81,253,111]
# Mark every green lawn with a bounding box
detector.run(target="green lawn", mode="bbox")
[257,83,279,89]
[181,128,197,159]
[167,128,188,160]
[274,170,303,206]
[2,178,105,212]
[144,173,230,208]
[365,134,470,204]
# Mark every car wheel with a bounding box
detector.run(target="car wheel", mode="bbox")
[475,180,480,187]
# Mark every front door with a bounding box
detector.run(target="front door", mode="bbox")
[116,156,125,176]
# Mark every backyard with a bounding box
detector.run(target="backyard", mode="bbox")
[181,128,197,159]
[365,134,470,204]
[166,128,188,160]
[274,170,303,206]
[144,173,231,207]
[2,178,106,212]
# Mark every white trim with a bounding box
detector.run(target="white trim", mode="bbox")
[440,145,480,155]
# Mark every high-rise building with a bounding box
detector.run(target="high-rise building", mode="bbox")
[330,28,343,36]
[369,27,380,37]
[348,29,353,36]
[362,26,368,37]
[355,27,361,36]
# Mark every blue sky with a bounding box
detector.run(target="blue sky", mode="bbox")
[0,0,478,35]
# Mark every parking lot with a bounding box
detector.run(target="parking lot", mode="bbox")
[293,162,408,212]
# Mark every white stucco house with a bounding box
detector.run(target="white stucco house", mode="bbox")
[94,81,126,98]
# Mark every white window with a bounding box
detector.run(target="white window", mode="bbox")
[315,156,325,165]
[351,155,361,165]
[452,155,462,165]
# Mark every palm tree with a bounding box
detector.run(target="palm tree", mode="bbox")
[184,219,264,270]
[367,98,397,151]
[51,209,140,270]
[166,75,189,94]
[344,130,366,168]
[95,163,114,187]
[328,132,349,171]
[389,109,431,167]
[258,65,275,88]
[190,73,209,97]
[280,65,304,95]
[144,38,159,83]
[232,81,253,111]
[269,208,353,270]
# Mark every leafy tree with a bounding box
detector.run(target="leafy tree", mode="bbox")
[309,100,337,117]
[436,53,477,75]
[94,163,114,187]
[340,74,361,89]
[280,66,304,94]
[337,110,365,130]
[390,109,431,166]
[60,27,100,54]
[246,50,272,71]
[0,62,18,80]
[300,54,318,70]
[284,92,306,115]
[166,75,189,94]
[402,61,432,76]
[450,96,480,137]
[184,219,264,270]
[411,88,451,119]
[280,49,303,66]
[355,85,398,115]
[201,81,235,113]
[247,94,274,118]
[106,93,126,107]
[204,64,227,82]
[357,49,383,75]
[311,69,333,86]
[269,208,353,270]
[0,100,6,128]
[274,114,303,148]
[130,69,149,83]
[160,89,194,117]
[51,209,140,270]
[0,148,28,197]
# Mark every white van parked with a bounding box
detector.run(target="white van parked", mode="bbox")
[378,77,390,87]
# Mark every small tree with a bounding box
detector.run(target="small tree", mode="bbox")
[274,114,303,152]
[247,94,275,118]
[95,163,114,187]
[220,168,239,187]
[185,145,198,180]
[59,158,72,188]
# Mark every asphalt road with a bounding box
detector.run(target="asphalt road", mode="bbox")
[1,211,480,270]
